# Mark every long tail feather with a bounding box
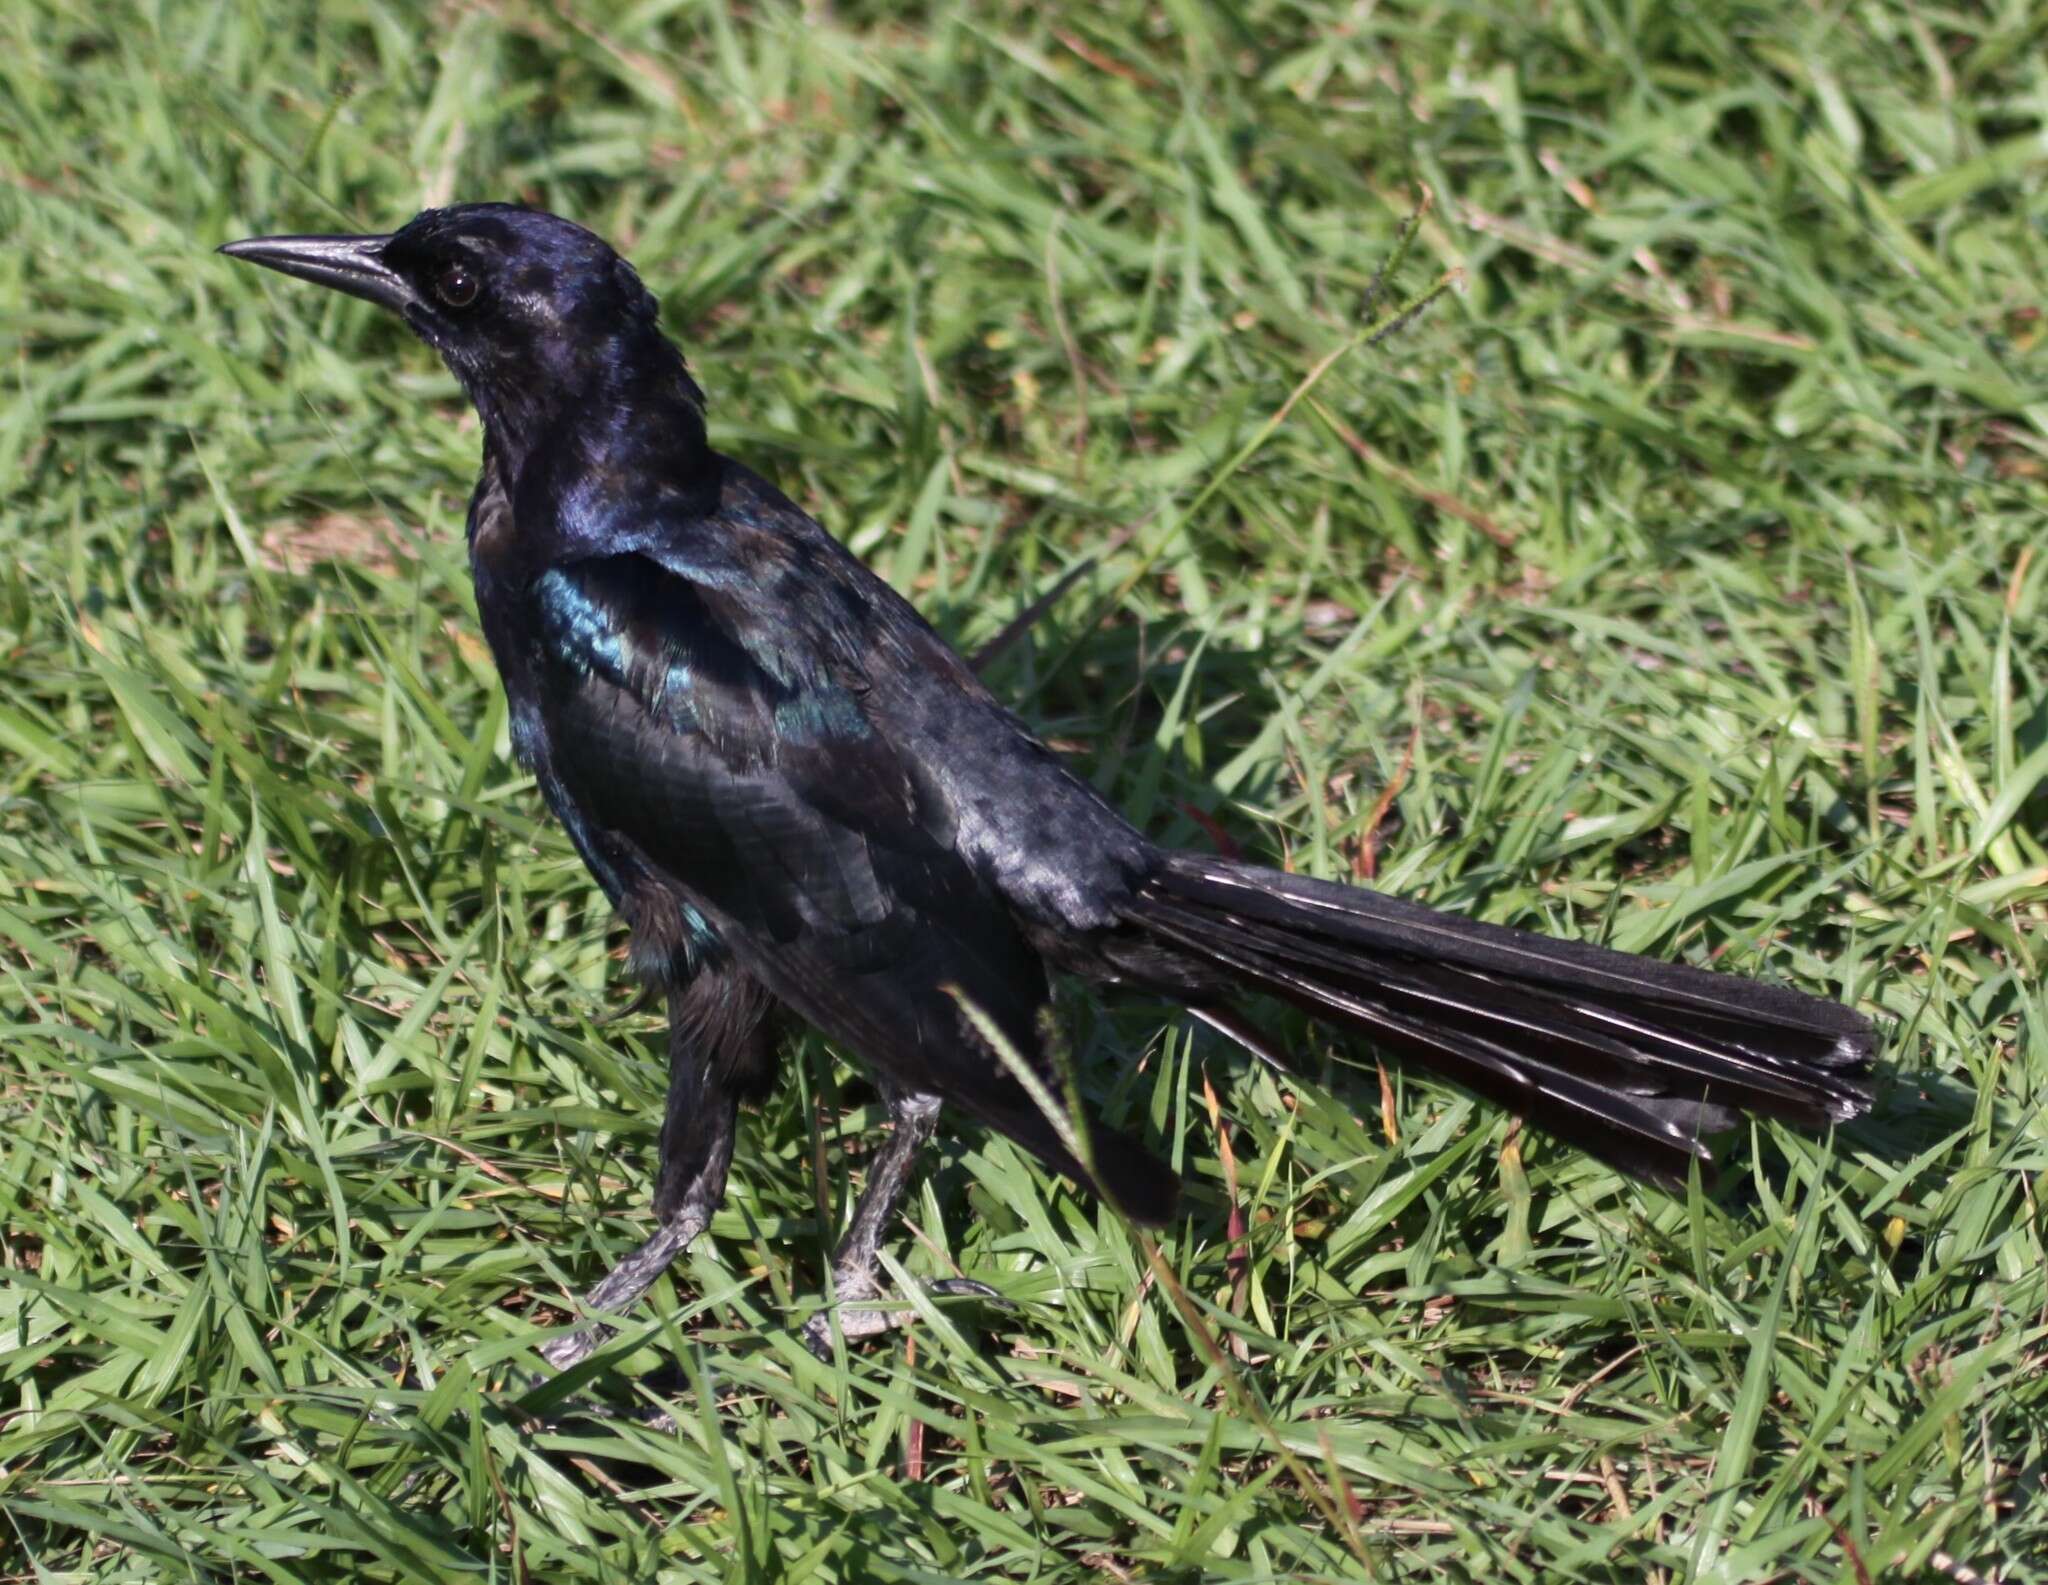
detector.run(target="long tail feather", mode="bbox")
[1121,854,1875,1188]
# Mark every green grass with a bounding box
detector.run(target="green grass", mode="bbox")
[4,0,2046,1579]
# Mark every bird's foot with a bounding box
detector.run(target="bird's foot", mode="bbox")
[799,1275,1005,1362]
[538,1321,615,1372]
[533,1211,708,1375]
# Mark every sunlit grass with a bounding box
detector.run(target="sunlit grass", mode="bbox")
[3,1,2044,1580]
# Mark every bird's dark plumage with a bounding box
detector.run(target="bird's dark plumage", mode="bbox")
[223,206,1876,1359]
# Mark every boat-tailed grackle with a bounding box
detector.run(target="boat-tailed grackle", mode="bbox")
[221,206,1876,1369]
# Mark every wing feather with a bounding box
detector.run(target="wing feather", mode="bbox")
[530,551,1179,1221]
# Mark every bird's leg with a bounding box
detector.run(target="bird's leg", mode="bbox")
[800,1091,1000,1360]
[537,1144,728,1370]
[541,987,738,1371]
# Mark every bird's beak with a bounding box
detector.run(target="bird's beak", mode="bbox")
[217,232,415,314]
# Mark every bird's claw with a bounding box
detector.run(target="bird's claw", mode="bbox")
[537,1324,614,1372]
[800,1276,1007,1362]
[927,1276,1008,1304]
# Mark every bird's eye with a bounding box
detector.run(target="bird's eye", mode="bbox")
[435,264,479,309]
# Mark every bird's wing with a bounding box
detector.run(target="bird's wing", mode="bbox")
[533,552,932,934]
[529,549,1180,1222]
[559,459,1159,933]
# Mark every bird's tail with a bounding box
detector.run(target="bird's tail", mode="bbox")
[1118,853,1875,1188]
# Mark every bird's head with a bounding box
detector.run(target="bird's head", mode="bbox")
[221,203,700,452]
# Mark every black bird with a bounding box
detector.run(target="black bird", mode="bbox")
[221,206,1876,1367]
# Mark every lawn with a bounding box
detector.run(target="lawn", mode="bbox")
[3,1,2045,1580]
